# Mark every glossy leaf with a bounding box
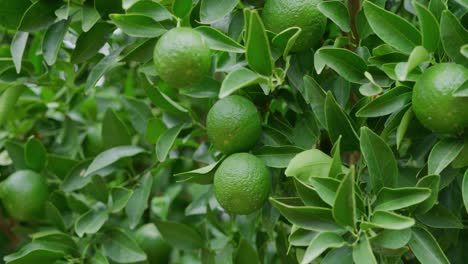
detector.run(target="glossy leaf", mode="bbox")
[362,211,415,230]
[195,26,245,53]
[75,207,108,237]
[415,174,440,214]
[254,145,304,168]
[102,108,131,149]
[408,227,450,264]
[332,167,356,229]
[301,232,345,264]
[428,139,464,175]
[463,169,468,214]
[285,149,333,183]
[309,177,341,206]
[11,31,28,73]
[413,1,440,52]
[370,229,412,249]
[110,14,166,38]
[272,27,302,58]
[155,220,204,250]
[126,173,153,228]
[317,1,350,32]
[200,0,238,24]
[416,205,463,229]
[71,23,114,64]
[102,229,147,263]
[3,242,65,264]
[25,137,47,172]
[353,235,377,264]
[156,124,185,162]
[172,0,192,18]
[17,0,61,32]
[127,1,172,21]
[303,75,327,127]
[43,19,70,65]
[396,107,413,150]
[440,10,468,67]
[86,146,146,176]
[356,86,411,117]
[374,187,431,211]
[245,10,273,76]
[219,67,264,98]
[316,48,367,83]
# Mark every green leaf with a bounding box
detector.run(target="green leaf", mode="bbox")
[174,160,221,184]
[17,0,61,32]
[245,10,274,76]
[45,202,66,232]
[0,0,30,29]
[86,146,145,176]
[415,174,440,214]
[416,205,464,229]
[144,81,189,114]
[440,10,468,67]
[4,242,65,264]
[322,247,353,264]
[90,251,109,264]
[81,3,100,32]
[394,46,430,81]
[428,139,464,175]
[43,19,70,66]
[219,67,264,98]
[110,14,166,38]
[195,26,245,53]
[126,173,153,229]
[360,127,398,191]
[86,47,124,92]
[31,230,78,255]
[328,137,343,178]
[122,96,153,135]
[316,48,367,83]
[356,86,411,117]
[464,169,468,214]
[303,75,327,127]
[353,235,377,264]
[127,1,172,21]
[234,239,260,264]
[301,232,345,264]
[71,22,114,64]
[294,179,330,207]
[102,228,146,263]
[61,160,93,192]
[309,177,341,206]
[272,27,302,58]
[370,229,412,249]
[102,108,131,149]
[172,0,192,18]
[109,187,134,213]
[317,1,350,32]
[254,145,304,168]
[374,187,431,211]
[11,31,28,73]
[156,124,185,162]
[359,83,382,97]
[396,107,413,150]
[325,92,360,151]
[362,211,415,230]
[269,197,344,232]
[4,140,27,170]
[200,0,238,24]
[408,227,450,264]
[413,1,440,52]
[363,1,421,54]
[155,220,204,250]
[181,77,220,98]
[75,207,108,237]
[333,167,356,229]
[285,149,333,183]
[25,137,47,172]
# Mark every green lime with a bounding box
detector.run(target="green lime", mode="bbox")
[412,63,468,134]
[262,0,326,52]
[134,223,171,264]
[0,170,48,221]
[153,27,211,88]
[214,153,270,215]
[206,95,262,154]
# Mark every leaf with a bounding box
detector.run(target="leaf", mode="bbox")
[172,0,192,18]
[301,232,345,264]
[271,27,302,58]
[82,3,100,32]
[396,107,413,150]
[356,86,412,117]
[195,26,245,53]
[370,229,412,249]
[3,242,65,264]
[394,46,430,81]
[181,77,220,98]
[269,198,344,232]
[415,174,440,214]
[440,10,468,67]
[416,205,464,229]
[325,92,360,151]
[122,96,153,135]
[219,67,264,98]
[360,127,398,191]
[43,19,70,65]
[155,220,204,250]
[74,207,108,237]
[317,1,350,32]
[174,160,221,184]
[363,1,421,54]
[408,227,450,264]
[109,187,133,213]
[110,14,166,38]
[17,0,61,32]
[359,83,382,97]
[303,76,327,127]
[200,0,238,24]
[25,137,47,172]
[126,173,153,229]
[11,31,28,73]
[464,169,468,214]
[322,247,353,264]
[144,82,189,114]
[333,168,356,229]
[374,187,431,211]
[285,149,333,183]
[45,202,66,232]
[294,179,329,207]
[4,140,27,170]
[428,139,464,175]
[235,239,260,264]
[85,47,124,92]
[61,160,93,192]
[362,211,415,230]
[71,22,114,64]
[328,137,342,178]
[413,1,440,52]
[101,108,131,149]
[127,1,172,21]
[309,177,341,206]
[102,228,147,263]
[353,235,377,264]
[156,124,185,162]
[316,48,367,83]
[85,146,145,176]
[254,145,304,168]
[0,0,30,29]
[245,10,273,76]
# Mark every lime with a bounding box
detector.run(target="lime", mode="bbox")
[214,153,270,215]
[412,63,468,134]
[206,95,262,154]
[134,223,171,264]
[153,27,211,88]
[262,0,326,52]
[0,170,48,221]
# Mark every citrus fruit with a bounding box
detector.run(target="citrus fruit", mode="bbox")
[214,153,270,215]
[153,27,211,88]
[262,0,326,52]
[206,95,262,154]
[134,223,171,264]
[0,170,48,221]
[412,63,468,134]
